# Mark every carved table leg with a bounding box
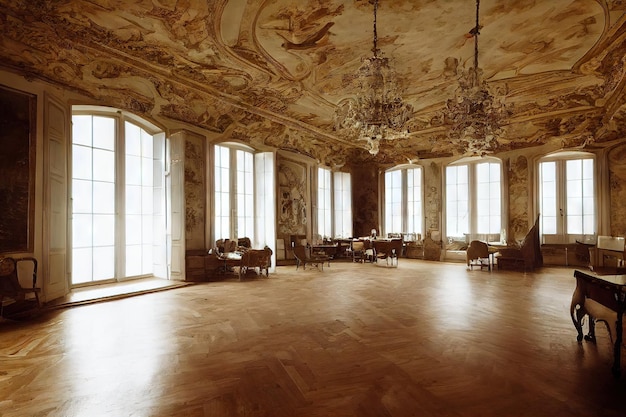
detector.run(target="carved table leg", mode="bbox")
[571,278,586,342]
[612,296,624,378]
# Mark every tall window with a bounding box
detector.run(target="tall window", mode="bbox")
[384,166,423,237]
[72,110,163,285]
[317,168,332,239]
[124,122,154,277]
[539,152,595,243]
[445,159,502,241]
[214,143,256,241]
[334,172,352,238]
[316,168,352,239]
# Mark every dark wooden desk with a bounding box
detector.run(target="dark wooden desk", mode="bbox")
[571,269,626,377]
[310,245,335,267]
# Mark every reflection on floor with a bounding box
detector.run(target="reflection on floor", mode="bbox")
[46,277,191,308]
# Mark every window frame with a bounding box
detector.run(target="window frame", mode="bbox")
[382,165,424,238]
[70,106,164,287]
[444,157,504,244]
[538,151,596,244]
[213,142,257,243]
[315,167,353,240]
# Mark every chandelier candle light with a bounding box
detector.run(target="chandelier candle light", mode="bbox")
[334,0,413,155]
[444,0,510,156]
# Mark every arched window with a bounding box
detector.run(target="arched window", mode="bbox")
[71,107,166,285]
[383,166,423,238]
[445,158,503,243]
[538,151,595,243]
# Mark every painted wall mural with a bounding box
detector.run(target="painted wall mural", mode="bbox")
[184,135,206,250]
[351,164,378,238]
[277,158,308,236]
[508,155,530,244]
[0,85,36,253]
[424,162,441,235]
[608,143,626,237]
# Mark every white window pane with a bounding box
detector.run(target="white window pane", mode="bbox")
[72,214,93,248]
[446,166,457,184]
[542,197,557,216]
[142,244,153,274]
[93,148,115,182]
[73,145,92,180]
[72,179,92,213]
[142,157,153,186]
[126,185,142,214]
[72,116,92,146]
[142,217,153,242]
[567,159,582,180]
[93,214,115,246]
[93,246,115,280]
[543,217,557,234]
[568,216,583,234]
[567,198,582,216]
[93,181,115,214]
[72,247,93,284]
[542,181,556,198]
[93,117,115,150]
[126,155,142,185]
[583,214,595,235]
[541,162,555,182]
[583,196,595,216]
[142,187,153,214]
[125,122,141,156]
[126,214,142,245]
[141,130,154,158]
[126,245,142,277]
[567,180,582,198]
[489,182,500,199]
[582,179,593,198]
[582,159,593,178]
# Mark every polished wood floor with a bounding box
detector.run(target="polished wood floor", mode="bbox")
[1,260,625,416]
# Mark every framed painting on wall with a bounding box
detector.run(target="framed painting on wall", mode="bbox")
[0,85,36,253]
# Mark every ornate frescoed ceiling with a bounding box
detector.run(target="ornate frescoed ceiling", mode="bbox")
[1,0,625,166]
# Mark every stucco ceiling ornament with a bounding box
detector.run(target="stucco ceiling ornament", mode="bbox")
[443,0,511,157]
[333,0,413,156]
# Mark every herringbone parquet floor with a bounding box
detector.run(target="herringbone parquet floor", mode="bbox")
[1,260,625,416]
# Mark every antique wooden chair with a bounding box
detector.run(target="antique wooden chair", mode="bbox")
[238,246,273,279]
[0,256,41,320]
[373,239,403,267]
[466,240,490,270]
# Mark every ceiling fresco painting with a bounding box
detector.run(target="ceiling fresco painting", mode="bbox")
[0,0,625,165]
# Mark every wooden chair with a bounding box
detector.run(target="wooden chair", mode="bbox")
[497,215,543,271]
[373,239,403,267]
[351,240,365,262]
[0,256,41,320]
[293,245,329,271]
[466,240,490,270]
[238,247,272,280]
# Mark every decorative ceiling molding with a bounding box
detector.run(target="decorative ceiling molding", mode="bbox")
[0,0,624,165]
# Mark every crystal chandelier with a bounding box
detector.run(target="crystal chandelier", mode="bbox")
[444,0,509,156]
[334,0,413,155]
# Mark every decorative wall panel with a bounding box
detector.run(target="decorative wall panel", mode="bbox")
[608,144,626,236]
[0,85,36,253]
[351,164,378,238]
[508,155,530,243]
